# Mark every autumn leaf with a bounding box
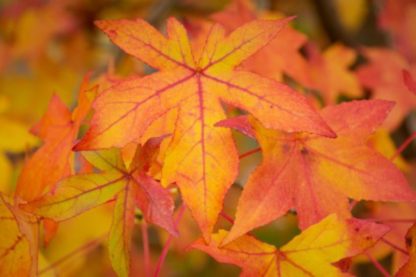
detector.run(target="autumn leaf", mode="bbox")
[0,193,38,276]
[396,223,416,276]
[15,75,97,202]
[219,100,415,243]
[305,43,362,105]
[379,0,416,62]
[109,177,136,277]
[25,138,176,276]
[361,202,416,274]
[369,129,409,171]
[193,214,389,276]
[1,0,76,65]
[211,0,311,85]
[74,16,334,242]
[403,69,416,94]
[357,48,416,130]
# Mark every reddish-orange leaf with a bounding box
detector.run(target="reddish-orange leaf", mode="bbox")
[74,17,334,241]
[305,43,362,105]
[362,202,416,273]
[379,0,416,62]
[211,0,311,85]
[215,115,255,138]
[403,69,416,94]
[219,100,415,243]
[193,214,389,276]
[357,48,416,130]
[396,223,416,276]
[16,75,97,201]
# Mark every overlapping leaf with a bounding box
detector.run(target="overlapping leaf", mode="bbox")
[15,75,97,202]
[219,100,415,243]
[25,138,176,276]
[74,16,334,241]
[211,0,311,85]
[362,202,416,273]
[0,193,38,276]
[396,223,416,276]
[305,43,362,105]
[379,0,416,62]
[357,48,416,130]
[193,214,389,276]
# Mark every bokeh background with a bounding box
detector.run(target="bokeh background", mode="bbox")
[1,0,416,276]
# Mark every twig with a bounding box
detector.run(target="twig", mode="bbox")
[365,251,391,277]
[220,211,234,224]
[142,220,151,277]
[239,147,261,160]
[390,131,416,161]
[153,204,186,277]
[381,237,408,256]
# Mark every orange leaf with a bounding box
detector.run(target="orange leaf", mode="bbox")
[403,69,416,94]
[379,0,416,62]
[305,43,362,105]
[357,48,416,130]
[396,223,416,276]
[220,100,415,243]
[75,17,334,241]
[211,0,311,85]
[193,214,389,276]
[16,74,97,201]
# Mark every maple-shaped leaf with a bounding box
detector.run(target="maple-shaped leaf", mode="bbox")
[193,214,389,276]
[0,193,38,276]
[15,75,97,202]
[396,222,416,276]
[219,100,415,243]
[357,48,416,130]
[25,138,176,276]
[305,43,362,105]
[74,17,334,241]
[211,0,311,85]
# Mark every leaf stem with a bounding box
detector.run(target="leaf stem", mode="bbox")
[380,237,408,255]
[239,147,261,159]
[142,220,151,277]
[153,204,186,277]
[365,251,391,277]
[220,211,234,224]
[391,131,416,161]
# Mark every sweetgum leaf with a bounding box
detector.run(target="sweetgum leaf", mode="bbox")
[75,17,334,242]
[193,214,389,277]
[26,139,176,276]
[219,100,415,243]
[357,48,416,130]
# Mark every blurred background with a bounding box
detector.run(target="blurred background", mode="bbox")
[1,0,416,276]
